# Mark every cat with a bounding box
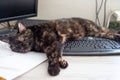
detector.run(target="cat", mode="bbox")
[8,17,120,76]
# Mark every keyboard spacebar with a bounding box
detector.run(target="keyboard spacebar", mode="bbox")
[63,47,114,52]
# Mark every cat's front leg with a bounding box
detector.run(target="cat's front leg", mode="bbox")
[47,56,60,76]
[44,41,62,76]
[44,41,68,76]
[51,41,68,69]
[47,56,68,76]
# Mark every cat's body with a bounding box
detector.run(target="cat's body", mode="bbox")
[9,17,120,76]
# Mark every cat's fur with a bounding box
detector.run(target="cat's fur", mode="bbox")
[9,17,120,76]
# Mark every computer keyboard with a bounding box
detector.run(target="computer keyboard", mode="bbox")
[19,19,48,27]
[0,27,15,39]
[63,37,120,56]
[0,19,47,39]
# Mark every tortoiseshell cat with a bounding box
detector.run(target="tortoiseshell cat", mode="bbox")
[9,17,120,76]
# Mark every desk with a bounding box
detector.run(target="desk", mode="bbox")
[14,56,120,80]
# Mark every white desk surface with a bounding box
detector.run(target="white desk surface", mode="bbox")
[14,56,120,80]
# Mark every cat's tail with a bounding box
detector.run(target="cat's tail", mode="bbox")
[85,24,120,42]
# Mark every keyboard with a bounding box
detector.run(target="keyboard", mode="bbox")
[63,37,120,56]
[19,19,48,27]
[0,27,15,39]
[0,19,47,39]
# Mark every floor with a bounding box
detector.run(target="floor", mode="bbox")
[14,56,120,80]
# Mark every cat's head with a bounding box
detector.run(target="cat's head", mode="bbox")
[9,23,34,53]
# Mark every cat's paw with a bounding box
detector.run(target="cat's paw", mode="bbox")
[48,63,60,76]
[59,60,68,69]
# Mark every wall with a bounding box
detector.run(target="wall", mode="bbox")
[34,0,120,26]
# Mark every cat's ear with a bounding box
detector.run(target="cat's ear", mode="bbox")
[18,23,26,32]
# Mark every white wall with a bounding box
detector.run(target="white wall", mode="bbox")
[34,0,120,26]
